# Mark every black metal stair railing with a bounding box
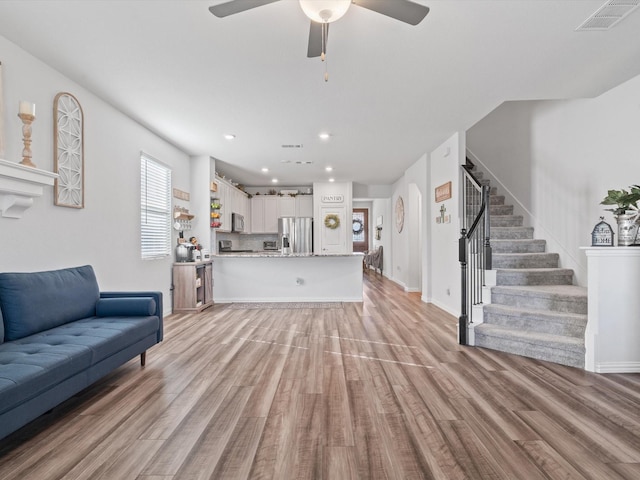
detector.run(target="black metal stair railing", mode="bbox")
[459,163,492,345]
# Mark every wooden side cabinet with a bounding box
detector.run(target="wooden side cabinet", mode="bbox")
[172,260,213,313]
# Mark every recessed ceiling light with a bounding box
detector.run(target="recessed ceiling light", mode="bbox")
[261,167,269,173]
[325,166,333,172]
[224,134,236,140]
[319,132,331,140]
[272,178,278,183]
[328,178,335,183]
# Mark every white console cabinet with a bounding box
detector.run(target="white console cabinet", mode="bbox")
[581,247,640,373]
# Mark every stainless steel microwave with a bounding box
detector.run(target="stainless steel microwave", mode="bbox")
[231,213,245,232]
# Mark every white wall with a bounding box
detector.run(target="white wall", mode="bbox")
[0,35,191,313]
[467,73,640,286]
[403,154,428,294]
[390,177,408,288]
[428,132,464,316]
[353,182,392,199]
[371,197,391,275]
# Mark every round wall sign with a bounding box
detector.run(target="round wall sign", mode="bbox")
[395,196,405,233]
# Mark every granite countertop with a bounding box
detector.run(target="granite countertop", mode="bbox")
[214,251,364,258]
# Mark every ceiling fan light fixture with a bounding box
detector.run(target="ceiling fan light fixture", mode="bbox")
[299,0,351,23]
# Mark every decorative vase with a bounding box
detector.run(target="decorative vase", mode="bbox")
[616,213,640,246]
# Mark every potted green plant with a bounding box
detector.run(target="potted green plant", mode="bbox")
[601,185,640,246]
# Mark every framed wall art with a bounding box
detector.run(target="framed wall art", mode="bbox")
[53,92,84,208]
[435,181,452,203]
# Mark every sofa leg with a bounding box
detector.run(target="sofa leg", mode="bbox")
[140,351,146,367]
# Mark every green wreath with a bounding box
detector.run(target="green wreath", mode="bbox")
[352,219,363,234]
[324,214,340,229]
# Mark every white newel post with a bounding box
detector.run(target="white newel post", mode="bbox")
[581,247,640,373]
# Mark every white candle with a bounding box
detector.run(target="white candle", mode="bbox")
[18,101,35,116]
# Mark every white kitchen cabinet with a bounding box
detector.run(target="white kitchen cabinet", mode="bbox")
[213,178,250,232]
[216,181,230,232]
[251,196,279,233]
[264,196,278,232]
[278,196,296,217]
[296,195,313,217]
[251,196,265,233]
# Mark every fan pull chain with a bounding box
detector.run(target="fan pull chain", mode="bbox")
[322,22,328,82]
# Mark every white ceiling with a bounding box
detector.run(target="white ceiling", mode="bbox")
[1,1,639,187]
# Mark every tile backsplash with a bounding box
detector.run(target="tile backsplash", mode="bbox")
[216,232,278,252]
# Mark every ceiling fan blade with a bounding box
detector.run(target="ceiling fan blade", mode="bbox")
[307,21,328,58]
[209,0,280,18]
[352,0,429,26]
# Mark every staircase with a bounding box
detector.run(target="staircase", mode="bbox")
[471,173,587,369]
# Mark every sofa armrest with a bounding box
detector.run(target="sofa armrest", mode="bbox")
[100,291,163,342]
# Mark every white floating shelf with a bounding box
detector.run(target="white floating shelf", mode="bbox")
[0,159,58,218]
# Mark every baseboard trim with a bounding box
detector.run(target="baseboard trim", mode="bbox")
[594,362,640,374]
[429,299,459,318]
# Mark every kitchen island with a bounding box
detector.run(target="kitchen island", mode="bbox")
[213,252,364,303]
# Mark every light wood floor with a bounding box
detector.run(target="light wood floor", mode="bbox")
[1,273,640,479]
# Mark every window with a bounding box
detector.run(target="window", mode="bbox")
[141,153,171,259]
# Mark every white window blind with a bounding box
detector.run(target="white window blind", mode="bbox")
[141,153,171,259]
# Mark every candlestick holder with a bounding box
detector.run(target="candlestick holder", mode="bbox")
[18,112,36,168]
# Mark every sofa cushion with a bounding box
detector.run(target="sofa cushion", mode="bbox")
[0,307,4,344]
[0,265,100,341]
[96,297,156,317]
[0,315,159,415]
[0,342,92,415]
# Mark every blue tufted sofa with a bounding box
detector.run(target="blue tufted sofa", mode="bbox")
[0,265,163,440]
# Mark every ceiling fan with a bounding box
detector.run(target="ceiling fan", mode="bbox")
[209,0,430,59]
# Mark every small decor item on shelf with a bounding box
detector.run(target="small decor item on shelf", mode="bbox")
[591,217,614,246]
[324,213,340,229]
[601,185,640,246]
[18,100,37,168]
[210,197,222,228]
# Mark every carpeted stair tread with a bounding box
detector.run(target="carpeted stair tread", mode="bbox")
[491,285,587,314]
[493,284,587,297]
[491,227,534,239]
[482,304,587,336]
[490,204,514,215]
[474,324,585,368]
[490,195,505,205]
[492,239,547,253]
[491,215,524,227]
[496,268,573,286]
[493,252,559,268]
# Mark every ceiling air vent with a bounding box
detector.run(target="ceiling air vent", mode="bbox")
[576,0,640,31]
[281,144,303,149]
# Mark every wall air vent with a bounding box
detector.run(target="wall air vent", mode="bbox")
[576,0,640,30]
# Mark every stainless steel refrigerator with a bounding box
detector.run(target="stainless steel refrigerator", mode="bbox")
[278,217,313,254]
